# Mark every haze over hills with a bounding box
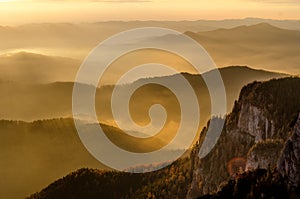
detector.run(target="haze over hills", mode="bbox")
[0,66,288,199]
[26,77,300,199]
[0,18,299,199]
[0,118,106,199]
[0,22,299,80]
[0,118,173,199]
[0,52,80,83]
[1,18,300,52]
[0,66,286,126]
[0,66,287,199]
[186,23,300,74]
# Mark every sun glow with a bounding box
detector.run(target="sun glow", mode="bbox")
[0,0,299,25]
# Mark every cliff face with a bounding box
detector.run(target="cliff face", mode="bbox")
[245,139,284,170]
[237,103,275,142]
[188,77,300,198]
[278,113,300,189]
[198,114,300,199]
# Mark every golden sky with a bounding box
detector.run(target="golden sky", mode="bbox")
[0,0,300,25]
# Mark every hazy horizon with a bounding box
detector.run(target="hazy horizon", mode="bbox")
[1,0,300,25]
[1,17,300,26]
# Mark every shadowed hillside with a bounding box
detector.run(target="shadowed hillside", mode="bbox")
[28,156,193,199]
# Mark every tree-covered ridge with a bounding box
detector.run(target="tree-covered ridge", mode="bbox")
[28,156,193,199]
[198,168,289,199]
[247,139,284,156]
[233,77,300,138]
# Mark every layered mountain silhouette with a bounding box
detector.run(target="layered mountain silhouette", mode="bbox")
[0,66,285,122]
[0,22,299,75]
[26,77,300,199]
[185,23,300,74]
[0,66,287,199]
[1,19,300,54]
[1,20,300,199]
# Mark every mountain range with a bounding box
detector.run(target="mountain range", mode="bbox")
[186,23,300,74]
[26,77,300,199]
[0,22,300,76]
[1,20,300,199]
[0,66,287,199]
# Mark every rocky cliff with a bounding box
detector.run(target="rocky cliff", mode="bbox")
[278,113,300,189]
[246,139,284,170]
[188,77,300,198]
[197,113,300,199]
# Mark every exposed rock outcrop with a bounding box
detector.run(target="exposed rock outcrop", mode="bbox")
[246,139,284,170]
[278,113,300,189]
[238,104,275,142]
[188,77,300,198]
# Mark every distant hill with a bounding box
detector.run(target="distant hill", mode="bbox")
[0,52,80,83]
[0,19,299,54]
[0,66,286,138]
[185,23,300,74]
[0,21,299,75]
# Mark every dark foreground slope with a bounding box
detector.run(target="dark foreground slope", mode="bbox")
[28,77,300,199]
[28,157,192,199]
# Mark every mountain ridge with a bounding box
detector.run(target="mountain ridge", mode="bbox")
[0,65,286,122]
[26,76,300,199]
[184,23,300,74]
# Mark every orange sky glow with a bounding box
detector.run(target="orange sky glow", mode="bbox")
[0,0,300,25]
